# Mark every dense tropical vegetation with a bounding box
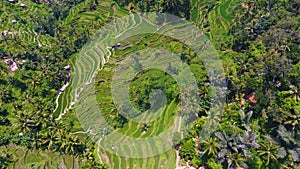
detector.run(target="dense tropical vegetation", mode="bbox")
[0,0,299,168]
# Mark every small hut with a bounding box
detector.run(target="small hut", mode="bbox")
[31,0,40,4]
[112,43,121,50]
[64,65,71,71]
[20,3,26,7]
[8,0,17,3]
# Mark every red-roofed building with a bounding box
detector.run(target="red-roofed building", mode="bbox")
[247,93,257,104]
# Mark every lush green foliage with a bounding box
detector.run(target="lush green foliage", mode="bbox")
[0,0,299,168]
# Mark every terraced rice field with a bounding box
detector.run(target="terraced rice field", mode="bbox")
[115,100,177,138]
[70,7,226,166]
[97,99,177,168]
[0,145,77,169]
[69,12,176,168]
[52,0,129,120]
[103,149,176,169]
[69,13,166,168]
[94,71,177,168]
[0,0,128,57]
[190,0,237,39]
[0,0,57,52]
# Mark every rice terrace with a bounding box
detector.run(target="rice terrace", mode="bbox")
[0,0,299,169]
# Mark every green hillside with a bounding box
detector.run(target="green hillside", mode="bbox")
[0,0,299,169]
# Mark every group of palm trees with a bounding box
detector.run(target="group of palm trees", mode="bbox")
[197,125,300,168]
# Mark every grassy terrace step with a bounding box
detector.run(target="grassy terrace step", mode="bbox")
[0,0,128,53]
[52,0,129,121]
[102,149,175,169]
[114,100,177,138]
[189,0,237,41]
[0,145,77,169]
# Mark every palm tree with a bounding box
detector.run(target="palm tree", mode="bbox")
[238,110,253,130]
[54,125,84,155]
[0,148,12,168]
[31,71,43,94]
[200,104,223,140]
[215,127,259,168]
[226,152,247,169]
[15,111,35,134]
[200,137,220,156]
[163,0,180,14]
[41,125,59,150]
[140,122,150,132]
[284,108,300,131]
[257,136,280,166]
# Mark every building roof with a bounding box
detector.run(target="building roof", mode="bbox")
[247,93,257,104]
[17,59,26,64]
[3,59,19,71]
[64,65,71,70]
[10,62,18,71]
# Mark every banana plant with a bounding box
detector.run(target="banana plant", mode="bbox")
[257,135,282,166]
[215,127,259,168]
[276,125,300,162]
